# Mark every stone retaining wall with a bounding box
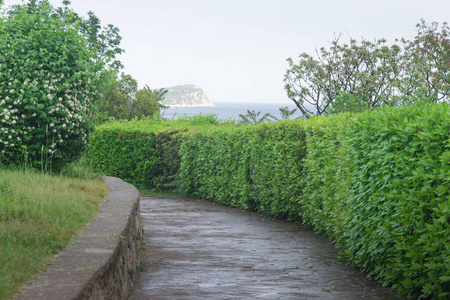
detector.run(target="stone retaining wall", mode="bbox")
[17,177,142,300]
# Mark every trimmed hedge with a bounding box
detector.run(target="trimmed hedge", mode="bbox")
[88,115,225,190]
[89,103,449,299]
[89,120,182,190]
[179,103,449,299]
[180,122,306,220]
[344,103,450,299]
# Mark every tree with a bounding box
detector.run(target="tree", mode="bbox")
[97,72,129,122]
[325,92,370,115]
[284,20,450,117]
[98,73,167,122]
[0,2,104,171]
[7,0,124,70]
[130,87,160,120]
[399,20,450,103]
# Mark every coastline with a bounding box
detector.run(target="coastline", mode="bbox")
[164,103,215,108]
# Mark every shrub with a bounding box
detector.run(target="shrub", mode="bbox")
[180,121,307,219]
[299,113,354,242]
[0,4,103,171]
[89,115,224,190]
[344,103,450,299]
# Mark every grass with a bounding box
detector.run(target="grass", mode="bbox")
[0,168,107,300]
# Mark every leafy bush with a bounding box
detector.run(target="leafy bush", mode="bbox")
[343,103,450,299]
[89,114,223,190]
[180,121,307,219]
[0,4,103,171]
[299,113,353,242]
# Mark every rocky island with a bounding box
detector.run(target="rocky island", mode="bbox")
[161,84,214,107]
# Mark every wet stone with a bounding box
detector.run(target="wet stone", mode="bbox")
[131,196,406,300]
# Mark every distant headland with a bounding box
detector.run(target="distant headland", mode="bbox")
[161,84,215,107]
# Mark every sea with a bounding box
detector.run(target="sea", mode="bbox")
[160,102,302,121]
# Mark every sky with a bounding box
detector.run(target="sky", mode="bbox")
[3,0,450,103]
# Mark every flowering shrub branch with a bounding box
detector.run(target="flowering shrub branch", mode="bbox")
[0,3,104,171]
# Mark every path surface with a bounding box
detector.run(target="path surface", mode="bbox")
[131,196,405,300]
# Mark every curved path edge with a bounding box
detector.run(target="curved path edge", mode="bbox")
[16,176,142,300]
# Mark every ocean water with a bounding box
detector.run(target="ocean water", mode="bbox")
[160,102,301,121]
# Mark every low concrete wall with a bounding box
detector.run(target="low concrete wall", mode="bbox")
[17,177,142,300]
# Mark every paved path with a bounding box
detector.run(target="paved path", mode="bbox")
[131,196,405,300]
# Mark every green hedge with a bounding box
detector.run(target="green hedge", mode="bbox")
[343,103,450,299]
[179,103,449,299]
[89,103,449,299]
[88,114,226,190]
[180,122,306,220]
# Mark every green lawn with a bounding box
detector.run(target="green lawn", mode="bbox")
[0,169,107,300]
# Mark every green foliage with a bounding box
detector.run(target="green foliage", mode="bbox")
[0,3,104,171]
[97,73,166,123]
[180,121,306,218]
[299,114,354,242]
[238,109,277,124]
[278,106,298,119]
[325,92,370,115]
[343,103,450,299]
[88,115,224,190]
[97,71,129,121]
[284,20,450,117]
[8,0,125,70]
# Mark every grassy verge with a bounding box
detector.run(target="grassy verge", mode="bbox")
[0,168,107,300]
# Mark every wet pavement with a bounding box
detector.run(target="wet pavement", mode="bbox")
[130,196,405,300]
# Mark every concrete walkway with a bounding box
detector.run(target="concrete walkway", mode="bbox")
[131,196,405,300]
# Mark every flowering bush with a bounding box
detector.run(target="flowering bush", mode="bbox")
[0,4,103,171]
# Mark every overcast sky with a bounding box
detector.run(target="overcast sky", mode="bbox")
[3,0,450,103]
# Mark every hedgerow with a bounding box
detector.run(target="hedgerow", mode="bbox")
[89,102,449,299]
[179,102,449,299]
[343,103,450,299]
[88,114,225,190]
